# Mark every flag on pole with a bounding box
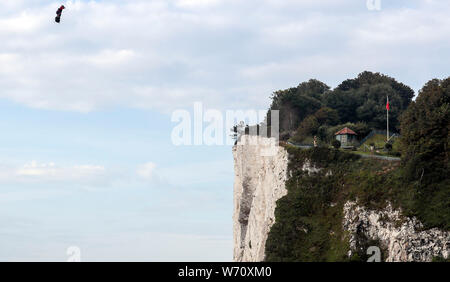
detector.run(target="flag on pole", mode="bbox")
[386,96,389,141]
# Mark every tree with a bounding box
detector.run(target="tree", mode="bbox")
[337,71,414,109]
[296,79,330,100]
[314,107,340,126]
[399,77,450,229]
[268,80,329,137]
[400,77,450,182]
[322,89,357,123]
[323,72,414,130]
[293,115,319,142]
[293,107,342,142]
[268,72,414,140]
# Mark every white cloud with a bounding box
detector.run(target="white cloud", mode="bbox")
[136,162,157,179]
[0,161,107,184]
[85,49,136,67]
[0,0,448,112]
[352,8,450,46]
[175,0,222,9]
[0,11,44,33]
[16,161,57,176]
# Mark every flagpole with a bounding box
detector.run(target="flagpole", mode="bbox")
[386,96,389,141]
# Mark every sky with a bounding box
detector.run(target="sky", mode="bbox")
[0,0,449,261]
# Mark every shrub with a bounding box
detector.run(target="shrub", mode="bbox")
[432,256,450,262]
[384,143,393,151]
[332,140,341,149]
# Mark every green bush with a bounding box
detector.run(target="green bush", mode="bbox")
[332,140,341,149]
[384,143,392,151]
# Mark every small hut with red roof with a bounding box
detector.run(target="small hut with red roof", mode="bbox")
[335,127,357,147]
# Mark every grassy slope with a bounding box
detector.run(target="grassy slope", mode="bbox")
[360,134,387,149]
[358,133,402,157]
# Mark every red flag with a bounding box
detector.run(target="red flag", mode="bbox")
[386,97,390,110]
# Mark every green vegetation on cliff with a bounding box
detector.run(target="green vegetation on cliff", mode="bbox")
[264,77,450,262]
[265,147,393,261]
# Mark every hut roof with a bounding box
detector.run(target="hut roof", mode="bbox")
[335,127,357,135]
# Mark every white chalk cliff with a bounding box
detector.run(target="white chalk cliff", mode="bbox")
[232,135,449,262]
[344,201,449,262]
[232,135,288,262]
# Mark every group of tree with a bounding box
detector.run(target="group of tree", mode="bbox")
[398,77,449,228]
[266,71,415,142]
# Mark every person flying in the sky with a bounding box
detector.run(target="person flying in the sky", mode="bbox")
[55,5,65,23]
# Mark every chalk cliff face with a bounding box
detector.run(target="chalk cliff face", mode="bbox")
[232,135,288,262]
[344,201,449,262]
[232,136,449,262]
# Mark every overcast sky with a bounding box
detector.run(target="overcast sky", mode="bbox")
[0,0,449,261]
